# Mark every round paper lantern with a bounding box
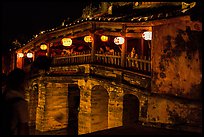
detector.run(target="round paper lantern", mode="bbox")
[62,38,72,46]
[27,53,33,58]
[40,44,47,50]
[101,35,108,42]
[114,37,124,45]
[17,53,24,58]
[84,36,93,43]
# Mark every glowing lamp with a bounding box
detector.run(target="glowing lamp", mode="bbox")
[142,31,152,40]
[84,36,93,43]
[114,37,124,45]
[27,53,33,58]
[62,38,72,46]
[40,44,47,50]
[17,53,24,58]
[101,35,108,42]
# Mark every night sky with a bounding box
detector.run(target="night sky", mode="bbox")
[1,1,91,53]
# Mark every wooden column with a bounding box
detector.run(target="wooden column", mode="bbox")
[32,52,35,61]
[121,25,127,68]
[141,38,144,58]
[90,23,96,63]
[47,43,51,57]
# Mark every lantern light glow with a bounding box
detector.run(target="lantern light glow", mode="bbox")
[84,36,93,43]
[40,44,47,50]
[101,35,108,42]
[114,37,124,45]
[142,31,152,40]
[27,53,33,58]
[62,38,72,46]
[17,53,24,58]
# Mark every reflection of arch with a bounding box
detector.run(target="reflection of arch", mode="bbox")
[123,94,140,127]
[67,84,80,135]
[91,85,109,132]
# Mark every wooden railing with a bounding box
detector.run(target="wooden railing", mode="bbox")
[52,51,92,66]
[126,55,151,73]
[95,51,121,67]
[51,50,151,75]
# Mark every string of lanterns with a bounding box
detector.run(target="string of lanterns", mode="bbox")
[17,32,151,58]
[17,52,33,58]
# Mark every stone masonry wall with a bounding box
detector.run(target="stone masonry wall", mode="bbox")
[149,19,202,132]
[151,19,202,99]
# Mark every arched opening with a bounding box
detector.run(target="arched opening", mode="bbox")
[67,84,80,135]
[122,94,140,127]
[91,85,109,132]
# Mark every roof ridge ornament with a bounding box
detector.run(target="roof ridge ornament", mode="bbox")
[181,2,196,13]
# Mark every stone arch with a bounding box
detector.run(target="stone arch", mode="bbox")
[67,84,80,135]
[122,94,140,126]
[91,85,109,132]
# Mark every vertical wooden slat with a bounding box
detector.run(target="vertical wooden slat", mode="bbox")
[144,56,147,71]
[135,54,138,70]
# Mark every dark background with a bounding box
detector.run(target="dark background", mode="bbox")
[1,0,93,53]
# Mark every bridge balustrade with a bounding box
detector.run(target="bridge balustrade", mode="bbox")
[52,51,92,66]
[95,51,121,67]
[126,55,151,75]
[51,50,151,75]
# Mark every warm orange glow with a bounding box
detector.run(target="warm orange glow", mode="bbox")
[84,36,93,43]
[40,44,47,50]
[17,53,24,58]
[62,38,72,46]
[101,35,108,42]
[114,37,124,45]
[27,53,33,58]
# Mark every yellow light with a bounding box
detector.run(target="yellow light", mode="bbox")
[40,44,47,50]
[62,38,72,46]
[84,36,93,43]
[101,35,108,42]
[17,53,24,58]
[114,37,124,45]
[27,53,33,58]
